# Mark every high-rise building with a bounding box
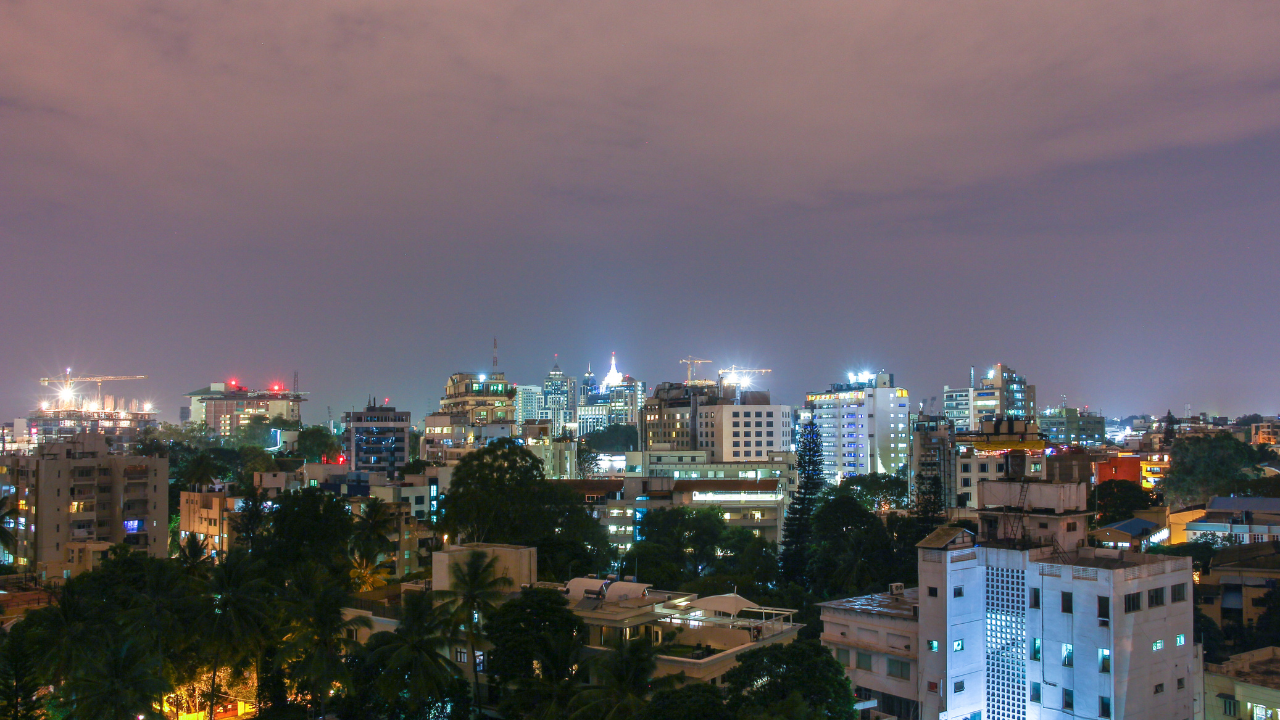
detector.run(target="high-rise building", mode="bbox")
[343,404,411,479]
[821,469,1196,720]
[576,354,646,437]
[695,404,795,461]
[23,405,158,452]
[909,414,955,508]
[438,372,516,424]
[642,380,756,452]
[0,434,168,578]
[806,371,911,481]
[514,385,542,425]
[186,380,305,436]
[539,362,576,438]
[1038,406,1106,446]
[944,364,1036,432]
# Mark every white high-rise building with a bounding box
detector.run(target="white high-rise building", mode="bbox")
[514,385,542,425]
[806,371,911,481]
[820,473,1197,720]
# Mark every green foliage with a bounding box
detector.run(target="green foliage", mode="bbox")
[722,639,855,720]
[1195,605,1228,663]
[401,458,431,476]
[438,438,611,579]
[1236,413,1267,427]
[568,637,678,720]
[779,420,824,586]
[435,551,515,718]
[835,472,909,511]
[577,442,602,479]
[296,425,342,463]
[234,416,274,448]
[1164,432,1277,506]
[583,424,640,452]
[806,495,894,598]
[0,622,44,720]
[1144,536,1224,573]
[641,683,731,720]
[1094,479,1155,525]
[486,588,585,690]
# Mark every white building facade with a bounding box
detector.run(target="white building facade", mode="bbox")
[806,371,910,481]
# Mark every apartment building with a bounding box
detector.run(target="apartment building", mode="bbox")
[695,404,795,461]
[0,434,167,578]
[557,450,794,552]
[1038,407,1105,447]
[910,415,956,509]
[1253,422,1280,447]
[821,469,1196,720]
[1204,646,1280,720]
[806,371,911,481]
[1194,539,1280,631]
[177,471,303,556]
[343,404,411,479]
[186,381,304,436]
[943,364,1037,432]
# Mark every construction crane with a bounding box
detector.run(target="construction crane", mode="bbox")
[718,365,772,387]
[39,368,147,402]
[718,365,772,403]
[679,356,713,384]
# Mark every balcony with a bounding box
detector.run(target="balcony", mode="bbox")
[71,528,94,539]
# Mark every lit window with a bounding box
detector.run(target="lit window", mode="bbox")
[1176,634,1185,646]
[953,639,964,652]
[1152,640,1164,652]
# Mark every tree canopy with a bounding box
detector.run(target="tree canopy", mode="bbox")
[438,438,611,580]
[1163,432,1278,506]
[1094,479,1154,525]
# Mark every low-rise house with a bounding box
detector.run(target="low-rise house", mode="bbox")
[1204,646,1280,720]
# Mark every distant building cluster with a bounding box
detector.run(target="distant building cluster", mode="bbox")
[2,356,1278,720]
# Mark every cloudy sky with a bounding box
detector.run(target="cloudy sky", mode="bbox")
[2,1,1278,422]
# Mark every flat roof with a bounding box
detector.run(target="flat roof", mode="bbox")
[819,587,919,619]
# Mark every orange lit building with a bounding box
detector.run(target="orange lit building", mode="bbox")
[1093,454,1143,485]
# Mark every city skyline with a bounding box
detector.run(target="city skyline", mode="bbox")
[3,349,1267,428]
[4,3,1279,422]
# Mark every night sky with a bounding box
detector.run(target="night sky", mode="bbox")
[3,2,1278,424]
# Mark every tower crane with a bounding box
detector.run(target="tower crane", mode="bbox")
[39,368,147,402]
[679,356,713,384]
[718,365,772,403]
[717,365,772,387]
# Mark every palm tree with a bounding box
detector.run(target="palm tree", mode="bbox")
[434,551,514,717]
[349,554,392,592]
[176,533,214,579]
[510,628,587,720]
[50,637,171,720]
[25,584,97,684]
[277,565,372,716]
[229,486,271,553]
[0,495,17,561]
[351,497,397,566]
[366,589,460,705]
[197,549,271,720]
[568,637,679,720]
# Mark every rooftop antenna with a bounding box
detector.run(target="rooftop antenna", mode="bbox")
[970,365,975,389]
[293,370,299,393]
[492,337,498,373]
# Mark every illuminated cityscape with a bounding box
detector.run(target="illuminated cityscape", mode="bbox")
[3,2,1279,718]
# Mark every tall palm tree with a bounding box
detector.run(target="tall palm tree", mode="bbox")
[25,584,97,685]
[50,637,171,720]
[197,549,271,720]
[434,551,514,717]
[510,628,587,720]
[277,565,372,717]
[568,637,679,720]
[229,486,271,553]
[349,554,392,592]
[351,496,397,566]
[176,533,213,579]
[366,589,460,705]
